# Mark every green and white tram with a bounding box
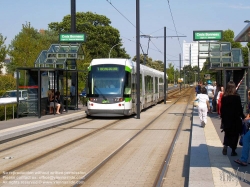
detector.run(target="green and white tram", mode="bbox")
[85,58,166,116]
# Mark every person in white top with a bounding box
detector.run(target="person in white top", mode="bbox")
[196,87,211,127]
[205,80,215,112]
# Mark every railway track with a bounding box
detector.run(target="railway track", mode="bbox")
[0,88,195,187]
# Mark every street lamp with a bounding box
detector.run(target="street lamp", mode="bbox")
[109,42,123,58]
[244,20,250,23]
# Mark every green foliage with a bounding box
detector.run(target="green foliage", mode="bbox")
[77,45,92,90]
[7,22,58,74]
[222,30,242,48]
[0,105,17,121]
[132,55,164,72]
[0,74,17,121]
[48,12,130,59]
[0,74,16,91]
[0,33,8,74]
[242,45,250,66]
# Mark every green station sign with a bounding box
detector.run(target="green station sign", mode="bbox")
[59,33,86,42]
[193,30,222,41]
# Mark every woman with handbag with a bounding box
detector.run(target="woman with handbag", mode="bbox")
[220,81,245,156]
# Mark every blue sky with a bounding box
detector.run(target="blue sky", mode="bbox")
[0,0,249,67]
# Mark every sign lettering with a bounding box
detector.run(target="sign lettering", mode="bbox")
[193,31,223,41]
[59,33,86,42]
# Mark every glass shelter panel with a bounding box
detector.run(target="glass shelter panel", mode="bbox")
[210,43,220,52]
[222,52,231,57]
[199,43,209,52]
[221,57,232,63]
[232,48,243,63]
[210,57,221,63]
[221,43,231,51]
[210,52,220,57]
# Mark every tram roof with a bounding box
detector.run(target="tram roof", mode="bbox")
[234,22,250,42]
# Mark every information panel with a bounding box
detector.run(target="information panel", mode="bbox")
[193,30,222,41]
[59,33,86,42]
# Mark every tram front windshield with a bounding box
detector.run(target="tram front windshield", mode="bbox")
[88,65,128,97]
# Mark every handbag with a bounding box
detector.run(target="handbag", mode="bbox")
[194,99,199,107]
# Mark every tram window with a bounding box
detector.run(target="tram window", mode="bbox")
[145,75,153,94]
[124,87,131,94]
[131,74,136,94]
[124,72,131,95]
[140,75,142,90]
[155,77,158,93]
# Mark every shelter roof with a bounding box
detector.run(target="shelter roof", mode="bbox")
[234,22,250,42]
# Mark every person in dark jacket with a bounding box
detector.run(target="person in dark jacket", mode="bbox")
[220,81,245,156]
[195,81,202,95]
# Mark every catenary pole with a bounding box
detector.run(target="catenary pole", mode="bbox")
[71,0,77,108]
[179,53,181,92]
[164,27,166,104]
[136,0,140,119]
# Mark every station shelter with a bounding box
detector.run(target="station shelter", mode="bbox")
[16,43,85,118]
[234,21,250,108]
[198,41,247,107]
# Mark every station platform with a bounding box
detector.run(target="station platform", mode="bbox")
[0,104,249,186]
[0,106,87,142]
[190,107,250,187]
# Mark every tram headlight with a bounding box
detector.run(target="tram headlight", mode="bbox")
[89,98,97,102]
[114,98,124,102]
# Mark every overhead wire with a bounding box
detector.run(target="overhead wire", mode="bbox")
[121,35,176,59]
[106,0,144,35]
[105,0,181,60]
[167,0,183,53]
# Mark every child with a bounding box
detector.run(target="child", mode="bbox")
[196,87,210,127]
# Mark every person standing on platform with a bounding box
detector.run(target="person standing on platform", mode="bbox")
[234,131,250,166]
[196,87,210,127]
[205,80,215,113]
[195,81,201,96]
[54,91,61,114]
[212,82,218,113]
[221,81,245,156]
[70,83,76,107]
[234,115,250,166]
[216,85,224,116]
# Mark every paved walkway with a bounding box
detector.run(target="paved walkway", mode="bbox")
[0,106,86,142]
[189,107,250,187]
[0,105,249,186]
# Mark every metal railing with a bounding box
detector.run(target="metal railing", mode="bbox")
[0,102,17,121]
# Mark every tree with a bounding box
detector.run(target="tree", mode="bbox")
[7,22,58,74]
[132,55,164,72]
[77,45,92,89]
[48,12,130,60]
[166,63,175,84]
[0,74,16,91]
[222,29,242,48]
[242,45,250,66]
[0,33,8,74]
